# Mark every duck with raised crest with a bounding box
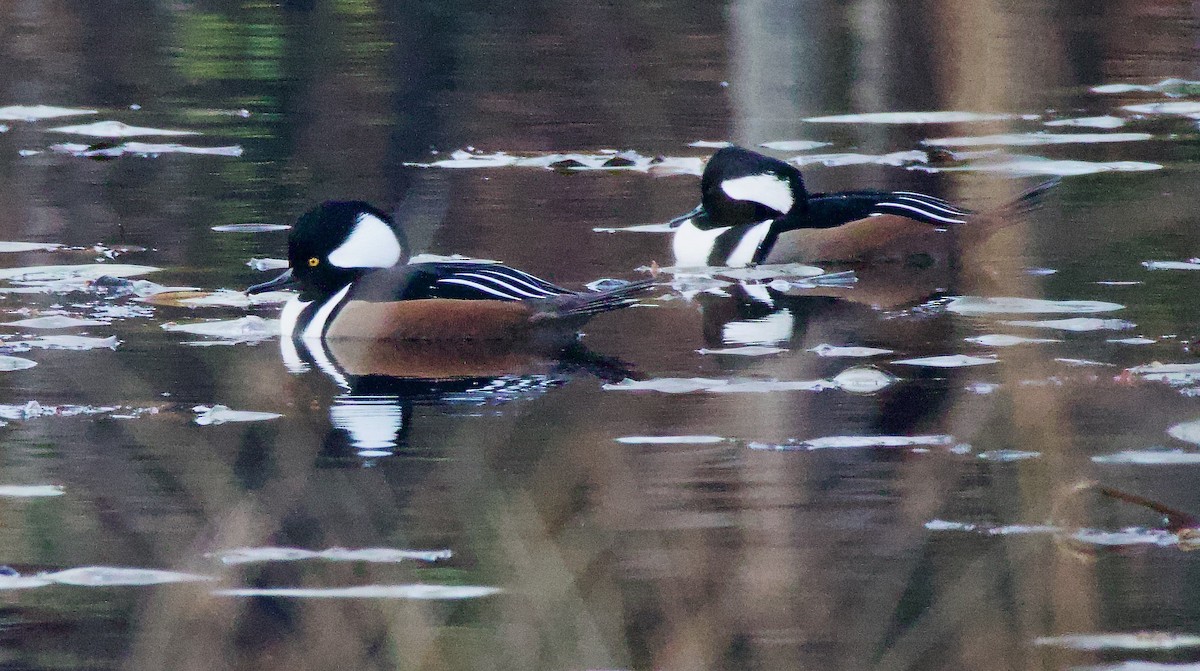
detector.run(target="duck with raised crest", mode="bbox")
[247,201,652,343]
[669,145,1058,267]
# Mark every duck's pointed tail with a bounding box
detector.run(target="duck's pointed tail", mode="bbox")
[997,177,1062,217]
[533,278,656,321]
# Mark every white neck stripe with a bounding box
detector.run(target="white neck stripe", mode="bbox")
[725,220,774,267]
[301,285,352,340]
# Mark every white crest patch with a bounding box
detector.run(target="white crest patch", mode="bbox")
[673,220,729,267]
[328,213,403,268]
[720,174,794,214]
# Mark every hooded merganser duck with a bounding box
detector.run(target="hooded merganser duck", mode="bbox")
[669,145,1057,267]
[247,201,652,342]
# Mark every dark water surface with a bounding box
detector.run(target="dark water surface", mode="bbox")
[2,1,1200,669]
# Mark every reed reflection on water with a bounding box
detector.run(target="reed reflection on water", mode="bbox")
[2,0,1200,669]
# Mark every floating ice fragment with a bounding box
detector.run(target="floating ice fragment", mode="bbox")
[119,142,241,156]
[43,566,213,586]
[193,405,282,426]
[0,574,53,590]
[1143,260,1200,271]
[247,257,289,271]
[0,401,153,421]
[804,111,1023,124]
[1072,528,1193,548]
[0,485,63,497]
[924,519,978,531]
[0,242,62,253]
[965,334,1061,346]
[215,584,502,600]
[916,156,1162,176]
[977,450,1041,462]
[592,222,676,233]
[600,378,723,394]
[926,519,1060,535]
[162,316,279,341]
[1108,337,1156,345]
[1127,363,1200,386]
[1092,450,1200,465]
[48,120,199,137]
[808,344,893,357]
[211,223,290,233]
[1055,357,1111,367]
[696,345,785,356]
[717,264,827,281]
[967,382,1001,394]
[212,547,453,565]
[710,380,830,393]
[163,290,291,308]
[1043,116,1127,129]
[7,335,118,351]
[0,105,97,121]
[689,140,731,148]
[892,354,998,367]
[213,548,316,563]
[0,356,37,371]
[48,142,242,158]
[759,140,831,151]
[989,524,1061,535]
[924,132,1150,147]
[829,367,896,393]
[1034,632,1200,651]
[800,435,954,450]
[319,548,453,563]
[415,151,517,168]
[790,150,929,167]
[0,316,104,329]
[946,296,1124,315]
[616,435,726,445]
[1167,419,1200,445]
[1122,101,1200,115]
[648,156,706,176]
[602,367,893,394]
[0,264,159,284]
[1092,77,1200,95]
[406,149,700,174]
[1002,318,1135,332]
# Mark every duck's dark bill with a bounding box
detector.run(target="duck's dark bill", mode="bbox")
[667,204,703,228]
[246,268,297,294]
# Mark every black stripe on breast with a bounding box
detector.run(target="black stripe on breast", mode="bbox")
[707,227,750,266]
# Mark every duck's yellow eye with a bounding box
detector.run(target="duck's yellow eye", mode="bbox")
[307,257,320,267]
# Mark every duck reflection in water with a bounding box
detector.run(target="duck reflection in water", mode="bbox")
[246,200,650,460]
[285,333,639,461]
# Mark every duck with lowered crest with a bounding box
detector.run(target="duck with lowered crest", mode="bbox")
[669,145,1057,269]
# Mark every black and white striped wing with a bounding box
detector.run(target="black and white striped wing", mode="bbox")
[868,191,973,225]
[428,263,574,302]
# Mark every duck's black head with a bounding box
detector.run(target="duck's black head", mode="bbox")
[247,201,408,299]
[690,146,809,230]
